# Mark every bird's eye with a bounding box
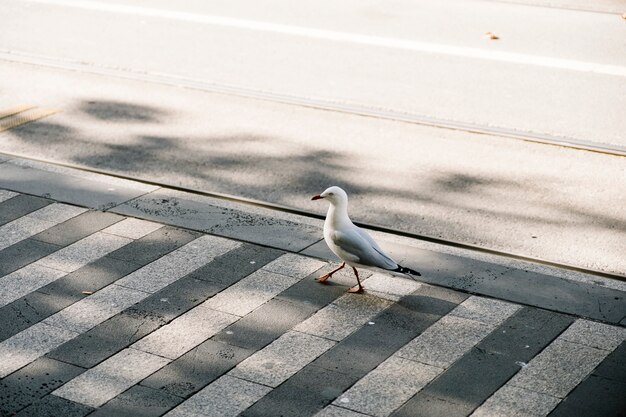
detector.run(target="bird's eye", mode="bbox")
[328,192,334,195]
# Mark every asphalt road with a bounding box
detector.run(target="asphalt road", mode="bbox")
[0,0,625,274]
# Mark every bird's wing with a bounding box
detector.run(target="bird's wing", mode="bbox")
[331,228,397,269]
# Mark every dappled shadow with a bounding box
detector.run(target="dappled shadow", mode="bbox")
[3,97,625,273]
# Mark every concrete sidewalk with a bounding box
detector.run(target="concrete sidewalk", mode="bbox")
[0,154,624,417]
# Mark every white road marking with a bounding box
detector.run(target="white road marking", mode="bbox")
[24,0,626,77]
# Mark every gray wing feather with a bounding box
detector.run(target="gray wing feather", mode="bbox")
[332,228,398,269]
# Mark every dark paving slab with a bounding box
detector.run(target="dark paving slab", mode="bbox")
[0,193,51,226]
[395,307,574,417]
[111,190,321,251]
[0,257,141,342]
[88,385,182,417]
[141,339,254,399]
[0,162,151,210]
[0,357,85,416]
[46,244,282,369]
[13,394,94,417]
[243,285,467,417]
[592,341,626,383]
[303,240,626,325]
[106,226,201,266]
[0,238,60,277]
[549,374,626,417]
[32,210,124,246]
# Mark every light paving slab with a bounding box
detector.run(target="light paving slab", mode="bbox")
[115,235,240,292]
[396,296,520,368]
[229,330,336,387]
[101,217,163,239]
[449,296,521,325]
[333,356,441,417]
[508,338,611,398]
[471,385,561,417]
[315,405,371,417]
[262,253,326,279]
[361,273,422,301]
[0,203,87,251]
[164,375,271,417]
[294,293,393,341]
[396,315,495,369]
[0,322,78,377]
[0,263,66,307]
[53,348,171,408]
[203,269,301,316]
[37,231,132,272]
[43,284,149,333]
[132,307,239,359]
[558,319,626,351]
[0,189,18,203]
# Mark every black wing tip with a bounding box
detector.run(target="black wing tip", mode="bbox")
[393,265,422,276]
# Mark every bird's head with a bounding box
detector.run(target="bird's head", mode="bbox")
[311,186,348,206]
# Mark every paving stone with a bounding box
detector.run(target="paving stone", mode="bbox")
[0,357,85,416]
[0,238,60,277]
[361,273,422,301]
[165,375,271,417]
[395,315,495,369]
[114,235,240,293]
[26,203,88,223]
[43,284,148,333]
[0,189,18,203]
[240,365,356,417]
[449,295,521,325]
[262,253,326,279]
[53,348,170,408]
[0,161,152,211]
[508,339,610,398]
[101,217,163,239]
[46,308,167,369]
[315,406,370,417]
[390,392,475,417]
[548,374,626,417]
[592,341,626,383]
[0,216,56,251]
[0,193,51,226]
[558,319,626,351]
[0,264,66,307]
[0,322,78,378]
[32,210,124,246]
[106,226,202,266]
[112,190,321,251]
[132,307,239,359]
[36,232,132,273]
[203,269,301,316]
[293,293,394,341]
[471,385,561,417]
[213,297,316,350]
[405,307,574,416]
[88,385,182,417]
[313,285,467,379]
[333,356,441,417]
[229,331,336,387]
[141,339,254,398]
[0,256,141,341]
[14,394,94,417]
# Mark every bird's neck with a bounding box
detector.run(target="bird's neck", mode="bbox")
[326,201,352,229]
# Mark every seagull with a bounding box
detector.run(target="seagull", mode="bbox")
[311,186,421,293]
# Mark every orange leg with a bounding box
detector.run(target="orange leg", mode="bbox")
[347,267,364,293]
[316,262,345,283]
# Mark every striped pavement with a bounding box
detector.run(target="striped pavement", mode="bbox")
[0,181,625,416]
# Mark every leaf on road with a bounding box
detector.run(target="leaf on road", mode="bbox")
[483,31,499,40]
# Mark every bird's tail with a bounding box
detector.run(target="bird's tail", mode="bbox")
[393,265,421,277]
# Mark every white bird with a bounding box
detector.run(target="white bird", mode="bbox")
[311,186,421,293]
